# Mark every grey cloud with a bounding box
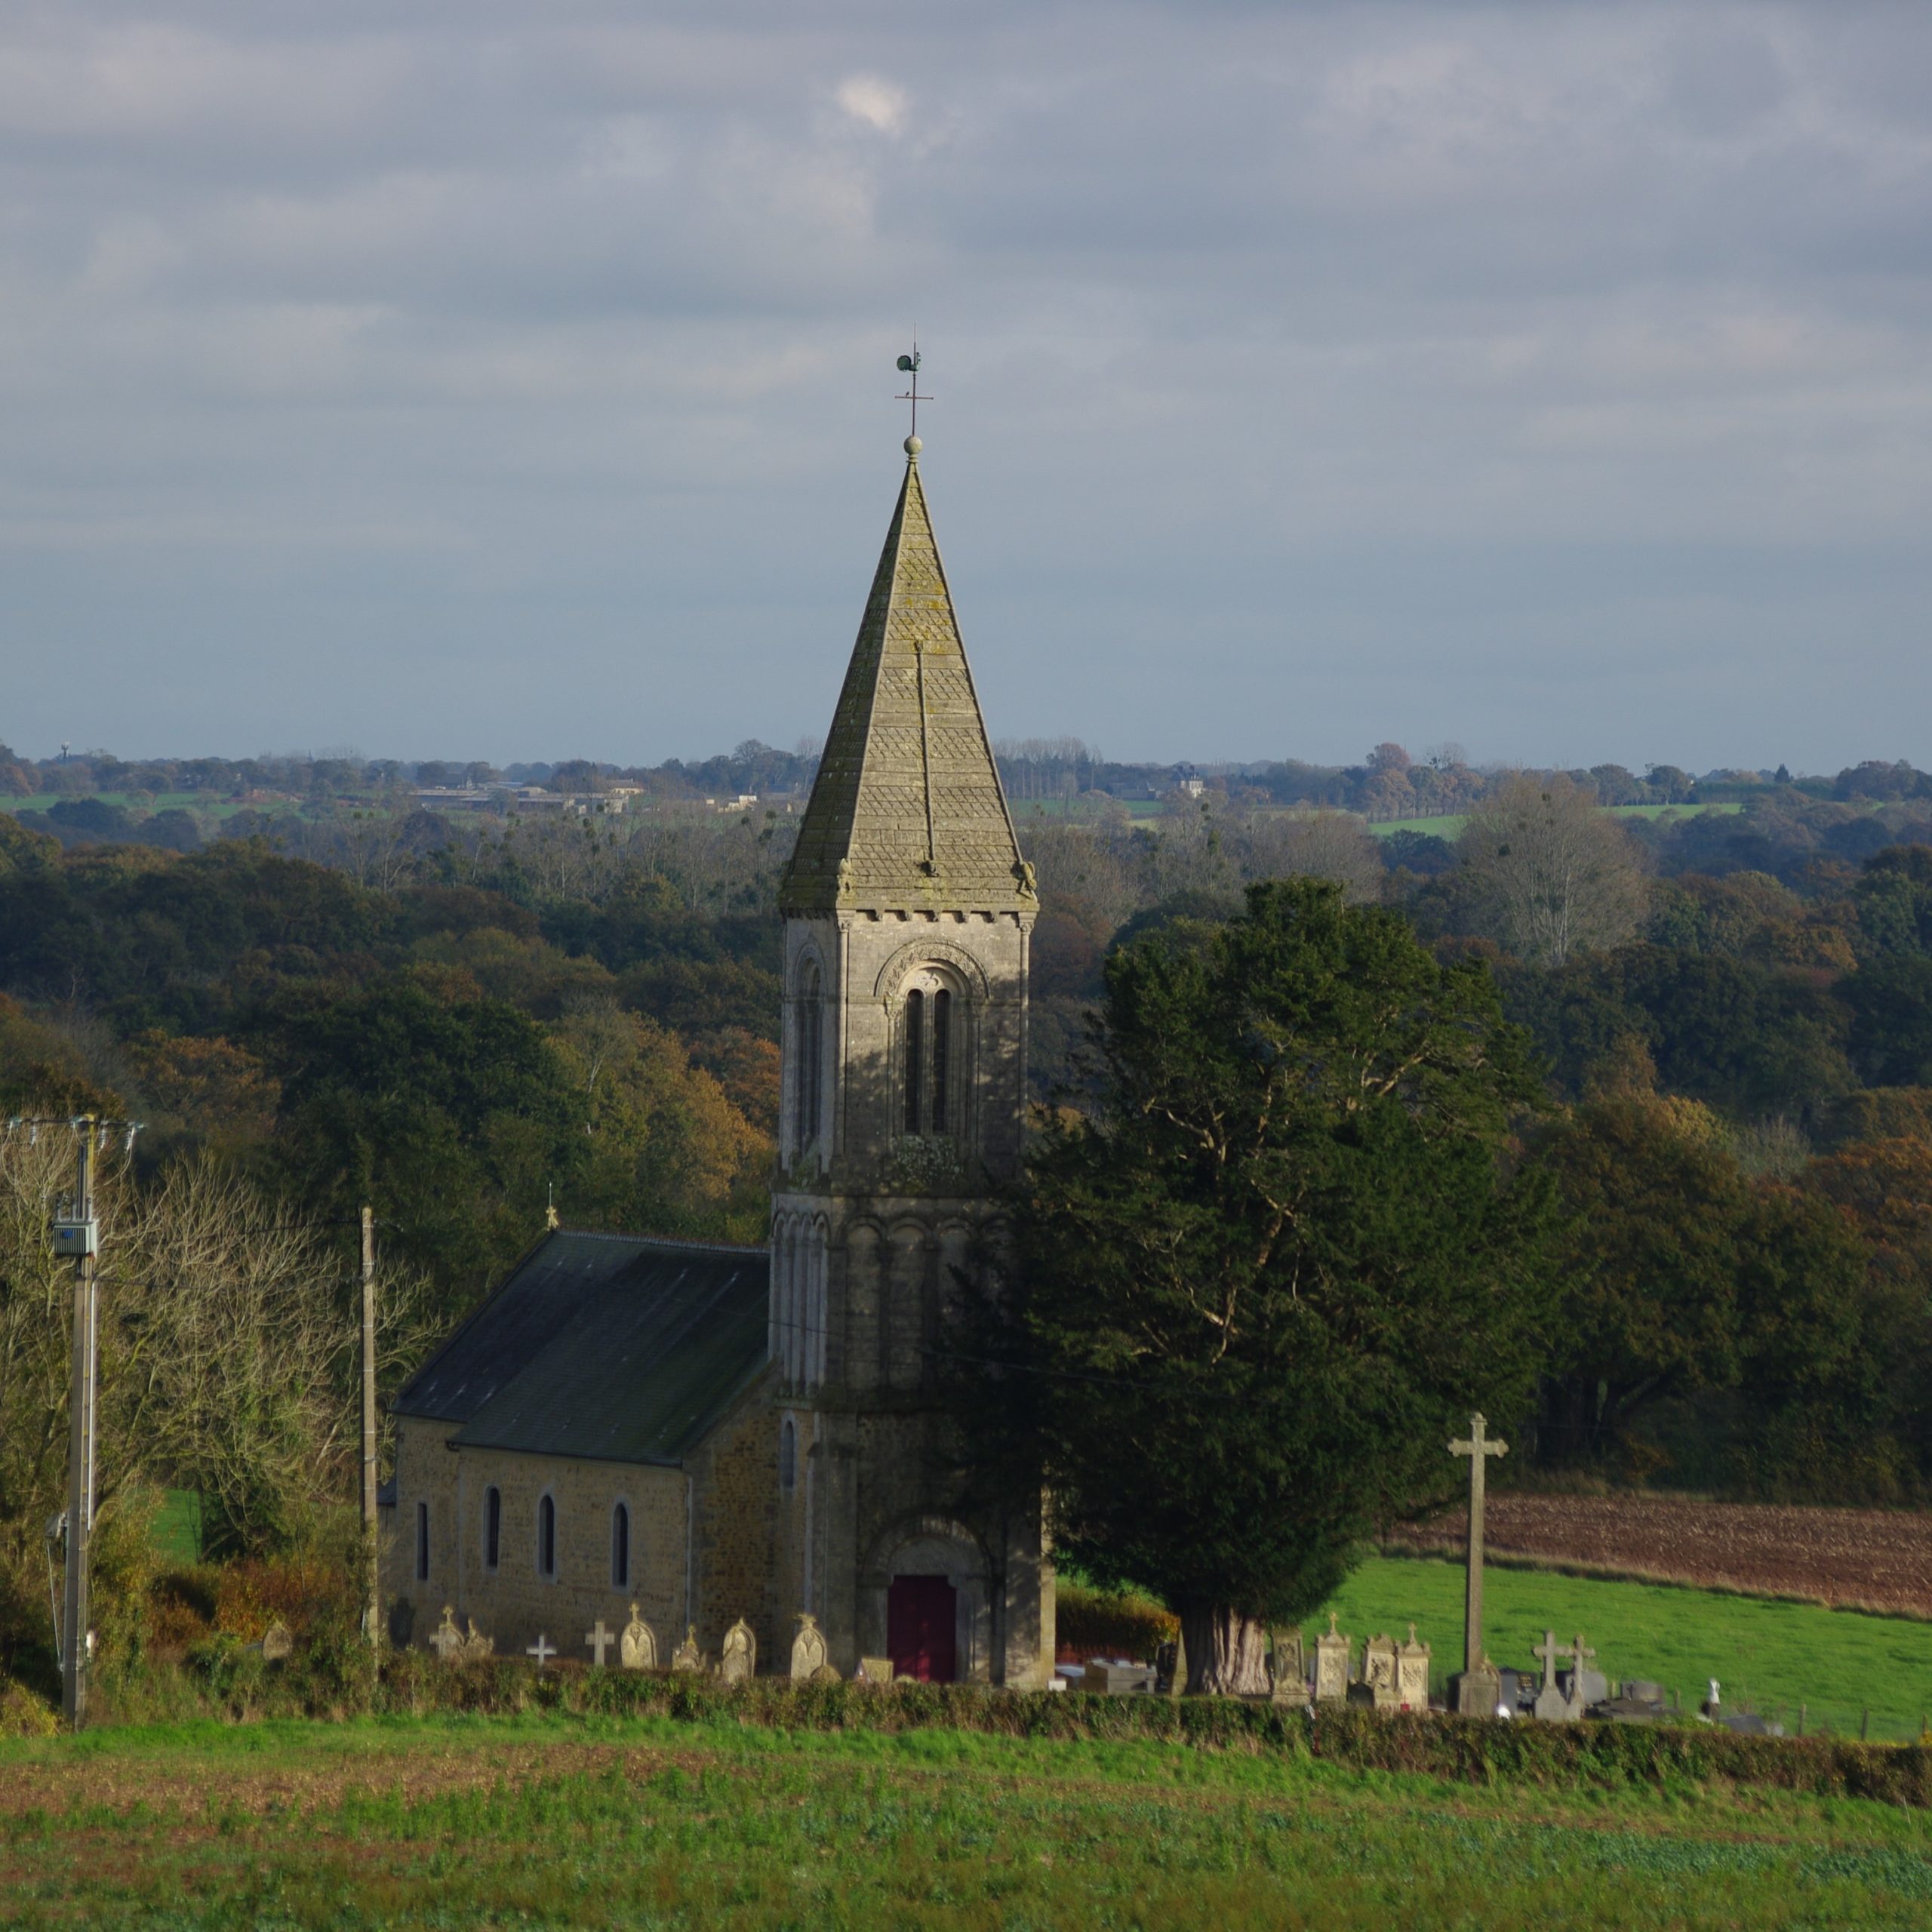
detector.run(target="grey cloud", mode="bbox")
[0,1,1928,771]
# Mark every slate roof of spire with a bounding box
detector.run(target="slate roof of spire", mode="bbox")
[780,441,1034,915]
[390,1231,769,1466]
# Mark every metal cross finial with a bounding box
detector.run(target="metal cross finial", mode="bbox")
[525,1632,556,1672]
[895,337,930,445]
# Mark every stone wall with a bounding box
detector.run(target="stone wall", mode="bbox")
[383,1414,688,1665]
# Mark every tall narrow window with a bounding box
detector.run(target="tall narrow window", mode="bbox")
[904,989,924,1132]
[537,1494,556,1578]
[931,989,951,1133]
[485,1486,501,1571]
[415,1501,429,1582]
[611,1502,630,1589]
[795,963,823,1152]
[780,1417,797,1492]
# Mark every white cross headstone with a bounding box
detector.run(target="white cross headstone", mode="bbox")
[526,1633,556,1672]
[584,1620,614,1668]
[429,1605,464,1663]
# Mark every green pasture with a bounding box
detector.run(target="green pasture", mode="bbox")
[1317,1555,1931,1741]
[4,1711,1931,1929]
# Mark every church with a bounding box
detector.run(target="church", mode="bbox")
[380,429,1055,1686]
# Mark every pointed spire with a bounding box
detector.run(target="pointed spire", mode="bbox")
[781,441,1033,916]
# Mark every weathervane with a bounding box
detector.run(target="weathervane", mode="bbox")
[895,337,929,445]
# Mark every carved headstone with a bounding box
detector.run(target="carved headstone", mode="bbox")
[857,1655,894,1687]
[462,1619,494,1663]
[620,1604,657,1671]
[260,1621,293,1663]
[1314,1613,1352,1705]
[1364,1632,1400,1709]
[1270,1628,1308,1706]
[791,1613,829,1681]
[429,1604,464,1664]
[717,1617,756,1684]
[671,1625,703,1673]
[1397,1625,1431,1712]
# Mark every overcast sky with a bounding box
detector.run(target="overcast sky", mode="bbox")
[2,2,1929,771]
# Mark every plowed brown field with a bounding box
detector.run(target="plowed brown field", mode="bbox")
[1388,1494,1932,1617]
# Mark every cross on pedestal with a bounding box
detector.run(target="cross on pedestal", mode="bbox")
[584,1620,614,1668]
[1449,1412,1508,1678]
[525,1633,556,1672]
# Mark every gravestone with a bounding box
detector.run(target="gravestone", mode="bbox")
[583,1620,616,1668]
[718,1617,757,1684]
[1271,1628,1310,1707]
[857,1655,894,1687]
[1397,1625,1431,1712]
[525,1634,556,1672]
[671,1626,704,1673]
[1452,1656,1503,1718]
[1363,1632,1400,1710]
[1086,1660,1155,1694]
[1315,1614,1352,1705]
[260,1621,293,1663]
[1559,1634,1604,1716]
[462,1619,494,1663]
[429,1605,464,1664]
[1532,1629,1576,1723]
[1448,1412,1507,1683]
[620,1604,657,1671]
[387,1598,415,1649]
[791,1613,829,1681]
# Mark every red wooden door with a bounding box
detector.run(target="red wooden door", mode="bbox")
[886,1574,958,1682]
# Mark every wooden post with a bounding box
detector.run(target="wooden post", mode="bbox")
[61,1123,97,1730]
[1448,1412,1507,1679]
[361,1204,380,1648]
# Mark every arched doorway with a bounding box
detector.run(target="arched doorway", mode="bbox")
[887,1574,958,1681]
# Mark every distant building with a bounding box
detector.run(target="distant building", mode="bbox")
[382,432,1053,1685]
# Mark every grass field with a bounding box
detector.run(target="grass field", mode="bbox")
[4,1710,1931,1928]
[1320,1556,1932,1741]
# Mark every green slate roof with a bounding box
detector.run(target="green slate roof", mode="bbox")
[391,1230,769,1466]
[781,443,1034,916]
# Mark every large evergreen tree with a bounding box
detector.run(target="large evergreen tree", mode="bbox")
[990,879,1556,1693]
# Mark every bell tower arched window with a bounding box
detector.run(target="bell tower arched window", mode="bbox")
[902,973,959,1137]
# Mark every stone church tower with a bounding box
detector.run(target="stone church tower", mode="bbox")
[770,431,1052,1686]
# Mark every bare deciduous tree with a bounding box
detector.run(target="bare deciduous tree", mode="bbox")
[1458,773,1647,965]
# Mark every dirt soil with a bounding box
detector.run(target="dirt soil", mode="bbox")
[1389,1494,1932,1617]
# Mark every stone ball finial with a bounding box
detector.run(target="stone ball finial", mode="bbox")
[904,434,922,457]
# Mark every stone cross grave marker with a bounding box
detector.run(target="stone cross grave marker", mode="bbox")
[1565,1633,1601,1716]
[791,1613,829,1681]
[620,1604,657,1671]
[1315,1614,1352,1705]
[1449,1412,1507,1680]
[429,1605,464,1664]
[1532,1629,1576,1722]
[584,1620,615,1668]
[525,1633,556,1672]
[1397,1625,1432,1712]
[671,1626,703,1673]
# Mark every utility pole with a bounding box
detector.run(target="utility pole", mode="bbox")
[361,1204,380,1647]
[60,1122,97,1730]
